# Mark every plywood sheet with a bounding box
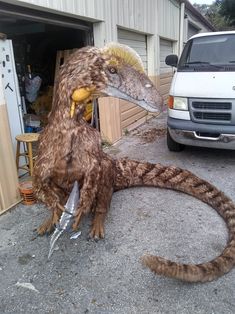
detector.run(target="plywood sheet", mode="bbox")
[0,104,21,213]
[99,97,122,143]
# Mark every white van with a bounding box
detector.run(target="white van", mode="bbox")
[165,31,235,151]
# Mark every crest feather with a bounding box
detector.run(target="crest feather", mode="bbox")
[102,42,145,73]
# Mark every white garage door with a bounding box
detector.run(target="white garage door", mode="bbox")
[159,38,174,103]
[118,28,147,72]
[117,29,148,132]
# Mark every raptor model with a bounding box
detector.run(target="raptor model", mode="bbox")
[34,43,235,283]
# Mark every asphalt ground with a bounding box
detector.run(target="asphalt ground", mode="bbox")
[1,114,235,314]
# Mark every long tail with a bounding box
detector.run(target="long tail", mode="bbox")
[114,158,235,282]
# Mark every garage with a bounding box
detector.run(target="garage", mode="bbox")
[159,38,174,103]
[118,28,149,132]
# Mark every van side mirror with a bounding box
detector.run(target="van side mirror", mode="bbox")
[165,54,178,67]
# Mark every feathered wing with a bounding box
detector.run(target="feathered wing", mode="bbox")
[114,158,235,282]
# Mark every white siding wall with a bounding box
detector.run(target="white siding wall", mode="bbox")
[22,0,156,32]
[7,0,158,32]
[157,0,180,41]
[115,0,156,34]
[5,0,105,21]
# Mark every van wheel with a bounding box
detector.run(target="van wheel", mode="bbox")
[167,129,185,152]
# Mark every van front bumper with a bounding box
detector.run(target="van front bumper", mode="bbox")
[168,117,235,150]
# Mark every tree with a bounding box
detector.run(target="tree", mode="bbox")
[216,0,235,26]
[206,2,233,30]
[193,3,211,16]
[192,1,233,30]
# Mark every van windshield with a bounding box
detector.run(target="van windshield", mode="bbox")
[178,34,235,71]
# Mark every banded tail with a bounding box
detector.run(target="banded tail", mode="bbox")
[114,158,235,282]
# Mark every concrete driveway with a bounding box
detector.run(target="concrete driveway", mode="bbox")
[1,115,235,314]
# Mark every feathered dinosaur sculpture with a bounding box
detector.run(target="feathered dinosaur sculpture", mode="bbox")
[34,43,235,283]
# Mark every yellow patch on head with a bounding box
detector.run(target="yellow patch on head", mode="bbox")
[108,57,120,67]
[102,42,145,73]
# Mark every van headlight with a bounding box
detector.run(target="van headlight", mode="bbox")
[168,96,188,110]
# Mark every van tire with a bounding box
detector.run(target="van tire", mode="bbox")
[167,129,185,152]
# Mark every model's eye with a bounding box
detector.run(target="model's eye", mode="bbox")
[109,67,117,74]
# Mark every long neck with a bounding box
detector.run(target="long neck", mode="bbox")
[48,83,86,128]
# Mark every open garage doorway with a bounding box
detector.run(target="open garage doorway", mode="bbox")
[0,1,93,151]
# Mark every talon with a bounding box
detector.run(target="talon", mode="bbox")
[57,203,65,212]
[72,223,79,232]
[87,234,92,241]
[72,209,83,230]
[94,236,99,242]
[37,208,61,236]
[37,221,55,236]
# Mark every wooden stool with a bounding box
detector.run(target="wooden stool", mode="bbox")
[15,133,40,177]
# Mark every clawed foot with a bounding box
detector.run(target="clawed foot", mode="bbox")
[36,217,55,236]
[88,213,105,240]
[36,207,62,236]
[72,209,105,240]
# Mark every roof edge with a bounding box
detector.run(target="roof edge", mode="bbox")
[179,0,216,31]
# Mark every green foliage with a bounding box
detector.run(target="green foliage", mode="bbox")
[193,3,211,16]
[207,2,233,30]
[216,0,235,26]
[193,1,234,30]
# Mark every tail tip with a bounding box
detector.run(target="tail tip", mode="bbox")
[141,254,160,272]
[141,254,176,277]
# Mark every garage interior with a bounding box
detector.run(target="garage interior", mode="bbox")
[0,2,93,132]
